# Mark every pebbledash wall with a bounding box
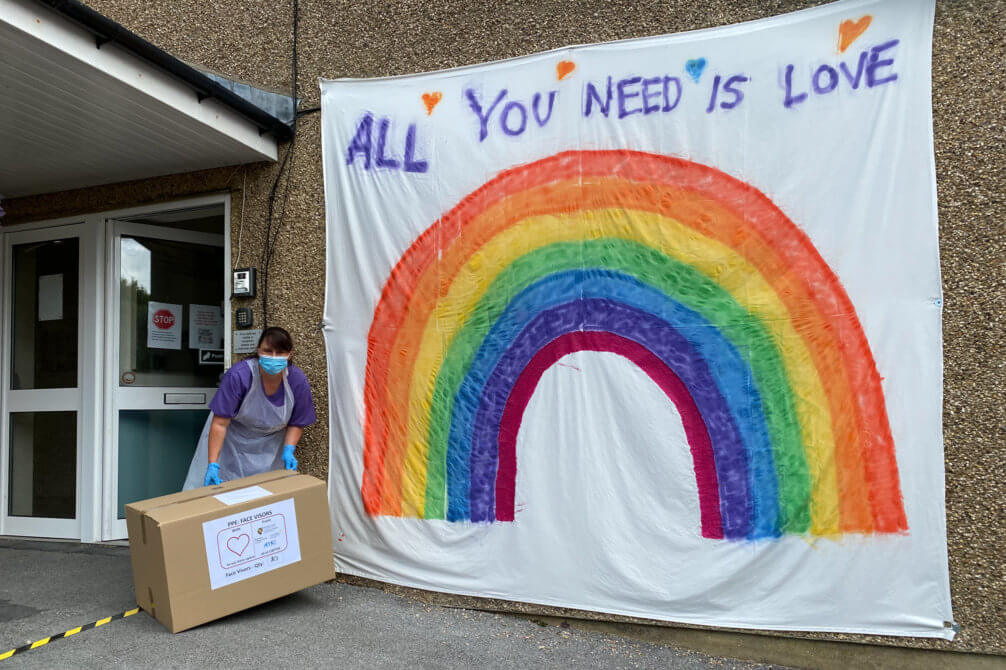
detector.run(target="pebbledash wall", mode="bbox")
[4,0,1002,656]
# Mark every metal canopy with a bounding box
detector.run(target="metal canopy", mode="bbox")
[0,0,282,198]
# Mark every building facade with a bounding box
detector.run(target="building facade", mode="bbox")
[1,0,1002,657]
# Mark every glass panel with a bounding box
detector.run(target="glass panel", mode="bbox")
[120,204,224,235]
[11,238,79,389]
[117,409,206,518]
[119,235,224,387]
[9,411,77,518]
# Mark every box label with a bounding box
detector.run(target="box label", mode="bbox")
[213,485,272,506]
[202,498,301,590]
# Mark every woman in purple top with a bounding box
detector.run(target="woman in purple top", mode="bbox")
[182,327,316,490]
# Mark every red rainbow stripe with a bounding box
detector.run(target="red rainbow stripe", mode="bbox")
[363,150,907,536]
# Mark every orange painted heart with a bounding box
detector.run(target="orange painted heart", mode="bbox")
[556,60,576,81]
[421,91,442,115]
[838,15,872,53]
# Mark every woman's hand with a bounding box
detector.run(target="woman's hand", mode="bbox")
[204,462,222,486]
[282,445,298,471]
[282,426,303,471]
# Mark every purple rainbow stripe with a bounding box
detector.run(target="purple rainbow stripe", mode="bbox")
[466,297,751,539]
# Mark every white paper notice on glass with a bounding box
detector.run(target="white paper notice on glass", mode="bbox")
[202,498,301,590]
[189,304,224,349]
[147,301,182,350]
[37,274,63,321]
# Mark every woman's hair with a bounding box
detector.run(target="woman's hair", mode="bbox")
[257,326,294,354]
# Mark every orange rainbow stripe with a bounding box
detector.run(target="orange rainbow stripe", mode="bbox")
[362,150,906,540]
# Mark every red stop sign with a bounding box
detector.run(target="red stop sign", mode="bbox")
[152,309,176,329]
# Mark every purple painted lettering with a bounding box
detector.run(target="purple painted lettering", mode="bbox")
[466,88,507,142]
[705,74,721,113]
[782,65,807,109]
[662,76,682,112]
[403,124,428,173]
[345,112,373,169]
[375,117,399,169]
[839,51,868,89]
[501,101,528,136]
[719,74,748,110]
[531,91,557,127]
[866,39,900,87]
[584,77,613,117]
[641,77,662,114]
[812,65,838,94]
[617,76,643,118]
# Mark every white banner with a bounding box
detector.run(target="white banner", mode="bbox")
[321,0,952,637]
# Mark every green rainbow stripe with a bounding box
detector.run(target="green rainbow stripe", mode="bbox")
[362,150,907,540]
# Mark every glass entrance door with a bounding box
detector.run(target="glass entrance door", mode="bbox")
[1,225,86,538]
[104,217,225,539]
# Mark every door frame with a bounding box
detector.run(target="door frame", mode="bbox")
[102,217,226,540]
[0,193,231,542]
[0,221,98,539]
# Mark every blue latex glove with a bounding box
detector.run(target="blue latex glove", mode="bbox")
[282,444,298,471]
[204,462,222,487]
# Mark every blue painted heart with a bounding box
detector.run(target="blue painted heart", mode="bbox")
[685,58,707,83]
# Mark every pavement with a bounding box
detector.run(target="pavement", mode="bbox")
[0,538,792,669]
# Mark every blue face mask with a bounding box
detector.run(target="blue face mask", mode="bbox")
[259,355,289,375]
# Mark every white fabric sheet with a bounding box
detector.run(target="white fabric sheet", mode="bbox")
[320,0,952,637]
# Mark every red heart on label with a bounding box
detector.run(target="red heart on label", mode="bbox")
[226,534,250,556]
[838,15,871,53]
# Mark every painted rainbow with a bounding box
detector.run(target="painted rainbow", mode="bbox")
[362,150,907,540]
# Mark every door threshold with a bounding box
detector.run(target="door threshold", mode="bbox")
[0,536,130,554]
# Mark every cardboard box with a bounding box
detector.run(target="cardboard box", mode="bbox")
[125,471,335,633]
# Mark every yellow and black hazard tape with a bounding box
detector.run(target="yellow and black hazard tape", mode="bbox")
[0,607,141,662]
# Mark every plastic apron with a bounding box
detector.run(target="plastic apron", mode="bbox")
[182,359,294,490]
